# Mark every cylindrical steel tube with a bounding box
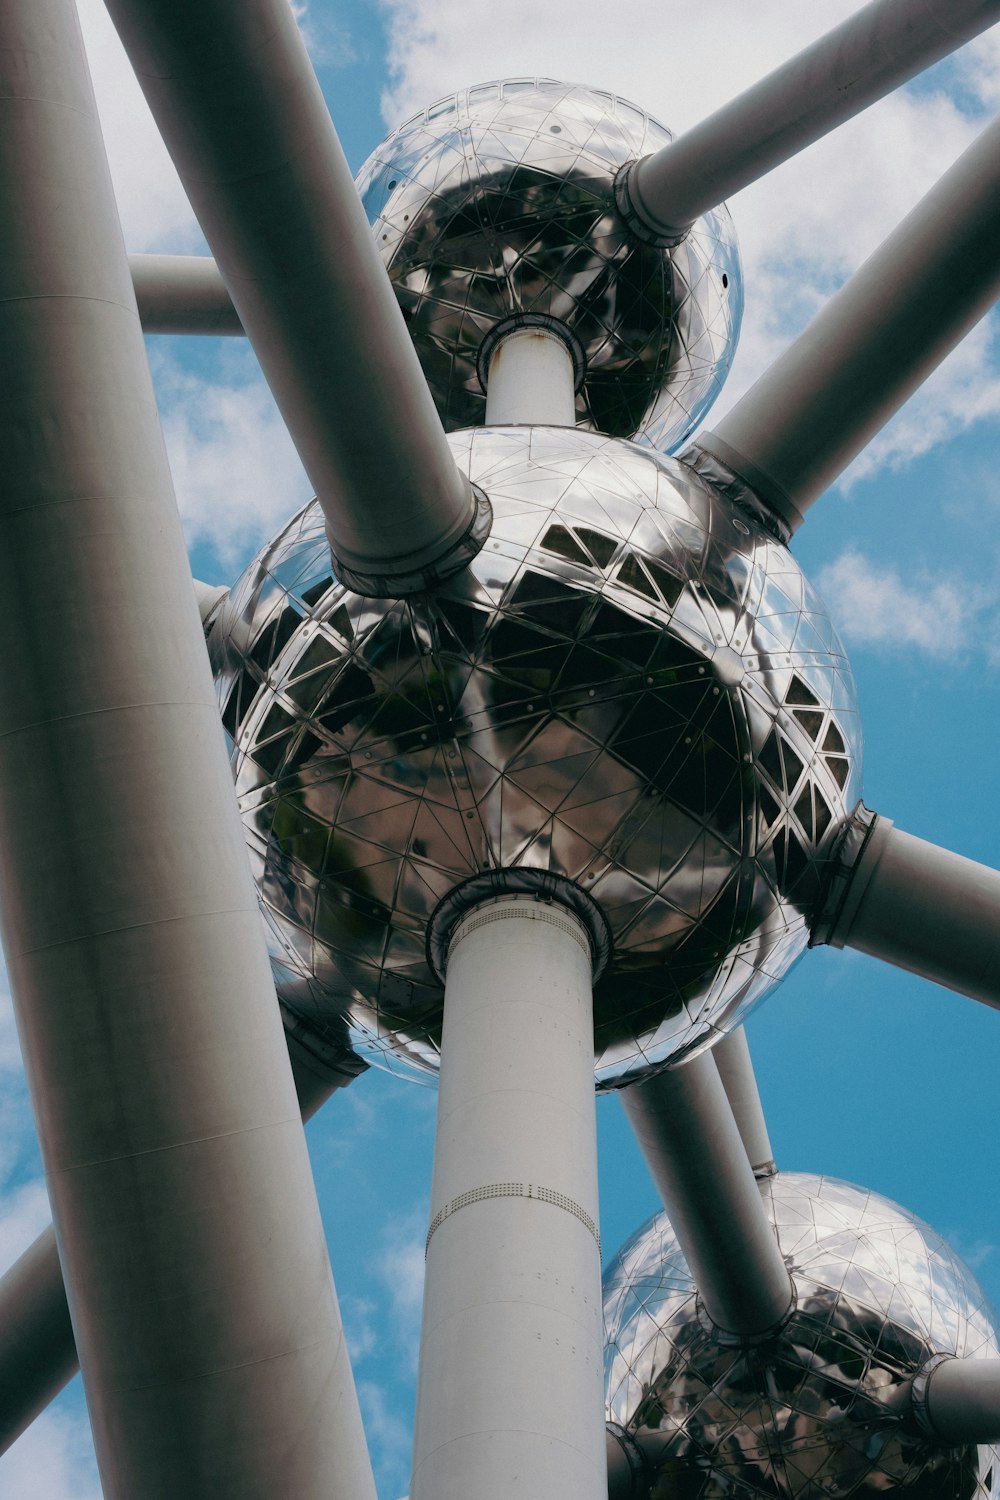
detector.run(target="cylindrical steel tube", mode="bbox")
[622,0,1000,243]
[129,253,243,335]
[0,6,374,1496]
[712,1028,776,1177]
[915,1357,1000,1443]
[0,1005,361,1459]
[411,897,607,1500]
[692,110,1000,534]
[621,1053,793,1338]
[485,327,578,426]
[825,819,1000,1008]
[107,0,485,597]
[0,1228,76,1456]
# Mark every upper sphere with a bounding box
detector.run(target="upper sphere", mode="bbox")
[356,78,742,450]
[209,427,860,1089]
[605,1173,1000,1500]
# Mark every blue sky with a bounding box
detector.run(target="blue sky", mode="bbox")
[3,3,1000,1496]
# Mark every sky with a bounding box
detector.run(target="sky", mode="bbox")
[2,2,1000,1497]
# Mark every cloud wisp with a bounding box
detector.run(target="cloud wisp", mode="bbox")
[815,548,1000,662]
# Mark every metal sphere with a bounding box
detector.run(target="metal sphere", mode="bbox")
[604,1172,1000,1500]
[209,426,861,1087]
[355,78,742,450]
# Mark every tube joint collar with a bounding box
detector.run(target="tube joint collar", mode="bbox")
[327,481,493,599]
[683,435,803,542]
[811,802,890,949]
[427,867,612,983]
[613,158,690,248]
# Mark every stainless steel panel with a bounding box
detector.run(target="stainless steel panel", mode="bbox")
[209,426,862,1088]
[356,79,742,453]
[604,1172,1000,1500]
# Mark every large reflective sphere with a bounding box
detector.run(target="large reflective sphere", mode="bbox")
[209,427,861,1087]
[604,1173,1000,1500]
[356,79,742,450]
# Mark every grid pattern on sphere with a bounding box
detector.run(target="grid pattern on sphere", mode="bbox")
[355,78,742,451]
[603,1173,1000,1500]
[209,427,861,1089]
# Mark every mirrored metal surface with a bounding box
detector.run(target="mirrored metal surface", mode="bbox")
[356,79,742,451]
[209,427,861,1087]
[604,1172,1000,1500]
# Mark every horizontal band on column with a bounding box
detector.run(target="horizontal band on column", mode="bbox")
[452,900,591,960]
[425,1181,601,1256]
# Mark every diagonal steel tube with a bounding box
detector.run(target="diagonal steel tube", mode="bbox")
[688,110,1000,536]
[0,1228,75,1460]
[0,4,376,1494]
[0,1005,362,1459]
[617,0,1000,245]
[913,1356,1000,1442]
[130,254,243,335]
[106,0,487,597]
[814,808,1000,1007]
[620,1051,793,1339]
[711,1027,776,1177]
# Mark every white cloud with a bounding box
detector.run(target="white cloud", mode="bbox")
[76,0,200,252]
[341,1292,380,1364]
[1,1407,102,1500]
[378,0,1000,478]
[379,1229,425,1321]
[815,548,999,660]
[357,1379,414,1497]
[0,979,22,1075]
[379,0,863,134]
[0,982,45,1216]
[836,319,1000,488]
[150,348,313,569]
[0,1180,52,1271]
[375,1212,427,1377]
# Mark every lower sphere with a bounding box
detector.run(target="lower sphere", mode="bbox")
[604,1173,1000,1500]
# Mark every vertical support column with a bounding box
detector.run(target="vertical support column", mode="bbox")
[411,896,607,1500]
[0,5,375,1496]
[484,324,579,426]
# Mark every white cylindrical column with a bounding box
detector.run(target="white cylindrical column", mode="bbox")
[485,327,578,426]
[410,896,606,1500]
[0,4,375,1495]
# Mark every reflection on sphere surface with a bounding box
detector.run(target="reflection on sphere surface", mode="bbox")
[356,78,742,451]
[209,427,861,1087]
[604,1173,1000,1500]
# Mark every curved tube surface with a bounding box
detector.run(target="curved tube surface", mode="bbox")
[0,5,375,1494]
[621,1052,793,1338]
[107,0,483,596]
[692,111,1000,533]
[822,817,1000,1009]
[130,253,243,335]
[623,0,1000,242]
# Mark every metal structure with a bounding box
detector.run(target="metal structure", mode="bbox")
[2,0,1000,1497]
